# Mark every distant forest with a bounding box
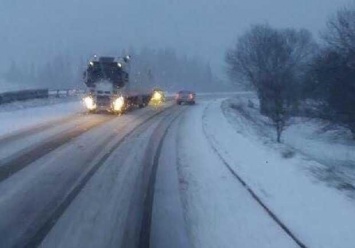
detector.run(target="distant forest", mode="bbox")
[2,47,232,92]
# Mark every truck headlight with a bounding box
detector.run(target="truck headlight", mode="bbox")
[83,96,96,110]
[113,96,125,112]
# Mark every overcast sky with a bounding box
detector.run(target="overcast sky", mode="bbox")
[0,0,351,73]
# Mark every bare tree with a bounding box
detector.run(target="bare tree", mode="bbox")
[311,7,355,138]
[226,24,316,142]
[323,8,355,55]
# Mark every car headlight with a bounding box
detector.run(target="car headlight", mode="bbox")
[83,96,96,110]
[113,96,125,112]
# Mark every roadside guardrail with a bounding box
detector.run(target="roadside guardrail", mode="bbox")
[48,89,84,98]
[0,89,84,105]
[0,89,48,105]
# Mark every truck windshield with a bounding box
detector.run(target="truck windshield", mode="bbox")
[86,62,128,87]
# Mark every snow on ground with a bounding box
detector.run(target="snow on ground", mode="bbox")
[176,100,297,248]
[0,100,85,138]
[151,118,191,248]
[0,96,80,113]
[225,96,355,195]
[284,118,355,193]
[285,118,355,166]
[203,98,355,248]
[40,111,166,248]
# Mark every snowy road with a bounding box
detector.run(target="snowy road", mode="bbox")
[0,101,184,247]
[0,94,354,248]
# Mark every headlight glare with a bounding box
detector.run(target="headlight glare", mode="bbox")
[84,96,96,110]
[113,96,125,112]
[152,91,163,101]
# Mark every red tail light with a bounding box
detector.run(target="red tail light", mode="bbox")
[189,94,194,99]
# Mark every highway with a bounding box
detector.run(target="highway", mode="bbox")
[0,100,188,247]
[0,95,320,248]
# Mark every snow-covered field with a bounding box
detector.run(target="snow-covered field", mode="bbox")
[224,96,355,195]
[210,97,355,248]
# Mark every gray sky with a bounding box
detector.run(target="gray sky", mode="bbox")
[0,0,351,73]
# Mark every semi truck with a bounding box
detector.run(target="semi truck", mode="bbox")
[82,56,152,114]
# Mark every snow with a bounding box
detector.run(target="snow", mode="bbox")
[225,96,355,194]
[175,100,297,248]
[283,119,355,193]
[0,101,85,138]
[39,109,168,248]
[2,93,355,247]
[0,116,122,247]
[150,118,191,248]
[285,120,355,165]
[0,108,163,247]
[203,98,355,248]
[0,97,80,113]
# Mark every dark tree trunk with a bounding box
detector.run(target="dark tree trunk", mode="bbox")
[350,125,355,140]
[259,95,268,115]
[276,121,282,143]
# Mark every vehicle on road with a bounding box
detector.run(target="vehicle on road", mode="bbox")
[150,88,166,107]
[83,56,152,114]
[175,90,196,105]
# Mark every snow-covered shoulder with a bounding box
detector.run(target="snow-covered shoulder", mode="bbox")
[0,101,85,138]
[176,100,297,248]
[203,98,355,248]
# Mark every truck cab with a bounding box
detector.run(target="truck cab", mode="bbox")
[83,56,151,114]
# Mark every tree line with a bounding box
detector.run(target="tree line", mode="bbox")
[129,47,220,92]
[226,6,355,141]
[2,47,224,93]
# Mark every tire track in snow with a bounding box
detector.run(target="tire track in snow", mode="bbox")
[137,107,187,248]
[0,106,169,184]
[0,114,114,183]
[0,113,84,146]
[201,101,308,248]
[22,105,175,248]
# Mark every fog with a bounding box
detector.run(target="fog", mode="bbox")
[0,0,350,89]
